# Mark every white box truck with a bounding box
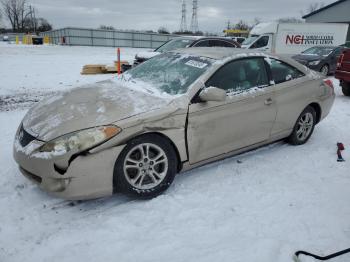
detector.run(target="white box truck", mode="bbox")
[241,22,349,54]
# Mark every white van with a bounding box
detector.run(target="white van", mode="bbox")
[241,22,349,54]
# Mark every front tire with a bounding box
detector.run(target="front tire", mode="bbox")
[288,106,316,145]
[342,82,350,96]
[114,134,177,198]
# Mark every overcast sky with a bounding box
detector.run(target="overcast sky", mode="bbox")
[5,0,336,33]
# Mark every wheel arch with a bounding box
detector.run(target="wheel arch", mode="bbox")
[308,102,322,124]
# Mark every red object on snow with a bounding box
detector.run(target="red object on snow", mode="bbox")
[337,142,345,162]
[337,143,345,151]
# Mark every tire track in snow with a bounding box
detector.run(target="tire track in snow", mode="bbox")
[0,91,61,112]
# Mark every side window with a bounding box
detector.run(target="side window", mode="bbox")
[206,58,269,94]
[210,40,235,47]
[237,38,245,44]
[193,40,210,47]
[269,59,305,84]
[333,47,343,57]
[250,36,269,49]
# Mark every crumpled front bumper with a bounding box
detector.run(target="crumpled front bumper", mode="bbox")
[13,130,125,200]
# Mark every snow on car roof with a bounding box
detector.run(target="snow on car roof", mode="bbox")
[172,47,312,75]
[173,47,274,60]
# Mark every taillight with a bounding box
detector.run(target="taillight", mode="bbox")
[323,79,334,92]
[337,53,344,69]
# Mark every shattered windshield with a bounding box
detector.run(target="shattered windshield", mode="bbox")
[155,38,195,52]
[125,52,214,95]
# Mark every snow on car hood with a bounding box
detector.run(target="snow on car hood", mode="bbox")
[136,51,161,60]
[22,79,173,141]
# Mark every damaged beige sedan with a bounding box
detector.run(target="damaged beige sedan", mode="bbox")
[14,48,335,200]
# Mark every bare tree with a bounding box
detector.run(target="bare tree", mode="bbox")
[23,16,52,32]
[1,0,32,32]
[234,20,249,31]
[301,2,325,16]
[253,17,261,26]
[158,26,170,34]
[99,25,115,30]
[36,18,52,32]
[0,11,3,28]
[308,2,325,13]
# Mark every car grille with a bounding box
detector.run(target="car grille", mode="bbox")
[18,125,37,147]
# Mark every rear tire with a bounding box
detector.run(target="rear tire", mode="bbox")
[288,106,316,145]
[114,134,177,198]
[342,82,350,96]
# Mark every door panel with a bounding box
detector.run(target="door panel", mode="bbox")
[267,58,313,136]
[187,86,276,164]
[271,77,316,136]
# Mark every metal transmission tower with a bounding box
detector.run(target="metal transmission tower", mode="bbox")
[190,0,199,33]
[180,0,187,32]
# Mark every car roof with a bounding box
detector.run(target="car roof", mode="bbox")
[173,36,204,40]
[171,47,308,74]
[173,47,272,60]
[173,36,237,41]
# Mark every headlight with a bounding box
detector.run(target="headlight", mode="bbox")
[309,60,320,66]
[39,125,121,154]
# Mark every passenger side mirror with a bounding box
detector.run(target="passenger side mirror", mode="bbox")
[199,87,226,102]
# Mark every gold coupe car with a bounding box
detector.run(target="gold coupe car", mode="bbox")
[13,48,335,200]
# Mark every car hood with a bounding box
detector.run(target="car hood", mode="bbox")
[22,79,174,141]
[292,54,324,62]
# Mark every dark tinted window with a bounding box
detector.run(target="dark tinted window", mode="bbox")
[210,40,235,47]
[206,58,269,94]
[269,59,305,84]
[193,40,210,47]
[333,47,343,56]
[236,37,245,44]
[250,36,269,48]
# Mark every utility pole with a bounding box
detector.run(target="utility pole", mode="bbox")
[29,5,34,32]
[180,0,187,32]
[190,0,199,33]
[33,6,36,34]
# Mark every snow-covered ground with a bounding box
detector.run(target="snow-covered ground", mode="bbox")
[1,43,350,262]
[0,42,148,110]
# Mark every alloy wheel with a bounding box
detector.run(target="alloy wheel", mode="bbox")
[296,112,314,141]
[123,143,169,190]
[320,65,329,76]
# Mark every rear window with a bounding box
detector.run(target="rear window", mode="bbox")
[156,38,194,52]
[269,59,305,84]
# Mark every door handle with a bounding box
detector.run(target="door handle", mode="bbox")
[264,98,273,105]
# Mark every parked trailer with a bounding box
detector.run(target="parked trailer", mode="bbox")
[242,22,349,54]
